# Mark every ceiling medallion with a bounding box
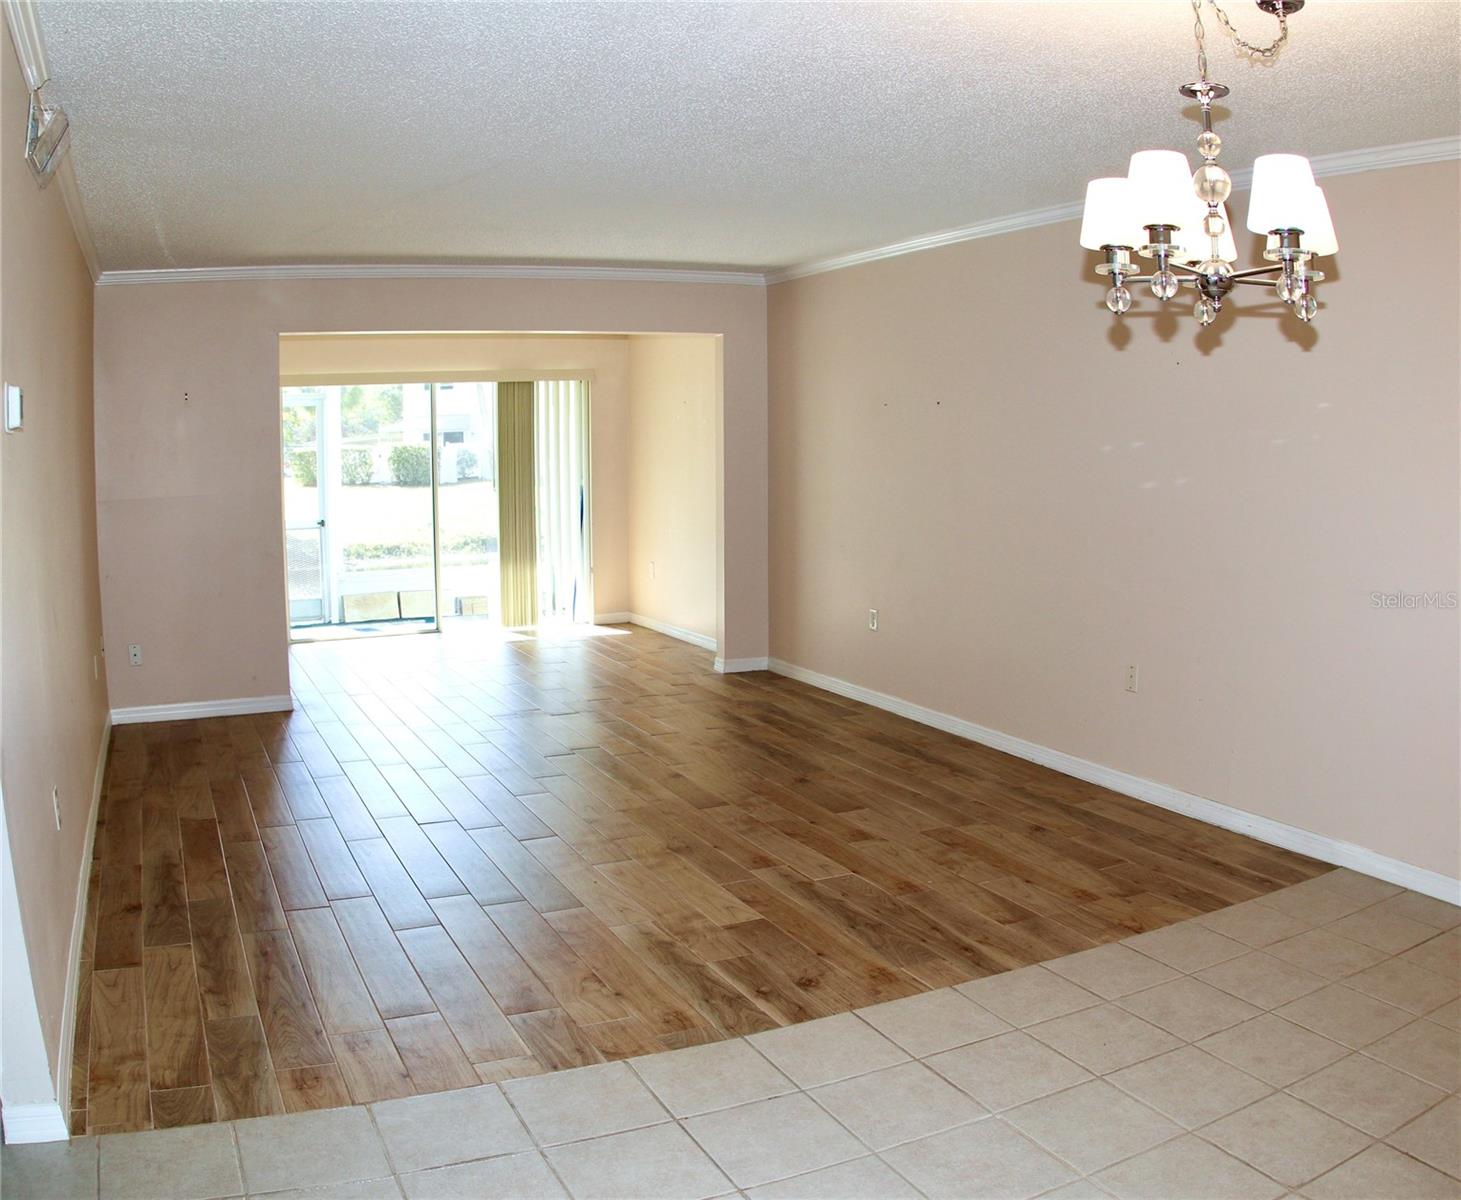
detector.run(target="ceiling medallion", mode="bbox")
[1080,0,1335,328]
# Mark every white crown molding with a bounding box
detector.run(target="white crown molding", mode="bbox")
[766,136,1461,284]
[110,694,293,725]
[767,200,1086,285]
[1305,135,1461,178]
[53,157,100,281]
[3,0,100,280]
[2,0,45,81]
[767,657,1461,905]
[72,136,1461,291]
[94,263,768,288]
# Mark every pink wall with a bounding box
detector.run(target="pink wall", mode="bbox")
[93,278,767,709]
[1,30,109,1094]
[768,163,1461,882]
[628,335,719,639]
[90,164,1459,888]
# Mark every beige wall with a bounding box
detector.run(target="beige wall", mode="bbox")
[1,28,109,1098]
[768,162,1461,882]
[278,332,633,620]
[94,278,767,710]
[627,335,719,640]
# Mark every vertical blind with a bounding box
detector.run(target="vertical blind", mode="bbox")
[496,381,537,627]
[534,380,592,623]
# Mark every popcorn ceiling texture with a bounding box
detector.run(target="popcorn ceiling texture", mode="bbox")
[34,0,1461,272]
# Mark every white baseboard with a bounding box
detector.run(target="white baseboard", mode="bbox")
[51,716,111,1124]
[715,656,771,674]
[767,658,1461,905]
[624,613,717,652]
[595,611,719,653]
[1,1101,70,1144]
[109,694,293,725]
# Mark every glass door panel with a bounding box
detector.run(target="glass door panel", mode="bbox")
[332,382,437,630]
[282,382,438,637]
[435,382,500,622]
[282,391,327,625]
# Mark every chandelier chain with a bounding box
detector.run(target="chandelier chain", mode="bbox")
[1191,0,1289,82]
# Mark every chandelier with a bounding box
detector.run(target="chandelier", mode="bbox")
[1080,0,1335,327]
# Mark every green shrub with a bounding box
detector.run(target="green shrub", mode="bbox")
[341,448,373,486]
[389,444,432,486]
[343,540,427,563]
[291,448,317,487]
[446,533,497,555]
[455,450,478,479]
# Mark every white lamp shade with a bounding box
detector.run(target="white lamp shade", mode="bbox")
[1079,177,1144,249]
[1298,184,1338,255]
[1247,153,1317,233]
[1174,201,1238,263]
[1265,187,1338,257]
[1127,150,1193,229]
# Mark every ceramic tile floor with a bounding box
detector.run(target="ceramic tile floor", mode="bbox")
[4,867,1457,1200]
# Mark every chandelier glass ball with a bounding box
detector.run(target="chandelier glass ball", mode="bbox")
[1151,270,1180,300]
[1193,163,1233,205]
[1079,0,1334,334]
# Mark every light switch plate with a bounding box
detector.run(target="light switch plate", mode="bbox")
[4,384,22,433]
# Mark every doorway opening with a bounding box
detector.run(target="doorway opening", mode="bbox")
[280,378,590,641]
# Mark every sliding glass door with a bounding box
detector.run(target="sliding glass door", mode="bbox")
[281,378,589,639]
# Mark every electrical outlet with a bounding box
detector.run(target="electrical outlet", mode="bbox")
[649,560,656,579]
[52,787,62,831]
[869,608,879,631]
[93,654,100,680]
[4,383,23,433]
[128,643,142,666]
[1126,664,1139,693]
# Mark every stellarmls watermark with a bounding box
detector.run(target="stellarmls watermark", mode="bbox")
[1370,590,1459,610]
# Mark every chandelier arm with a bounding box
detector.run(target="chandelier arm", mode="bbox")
[1168,262,1206,276]
[1228,276,1289,287]
[1225,264,1287,279]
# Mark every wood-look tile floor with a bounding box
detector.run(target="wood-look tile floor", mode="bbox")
[70,623,1330,1134]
